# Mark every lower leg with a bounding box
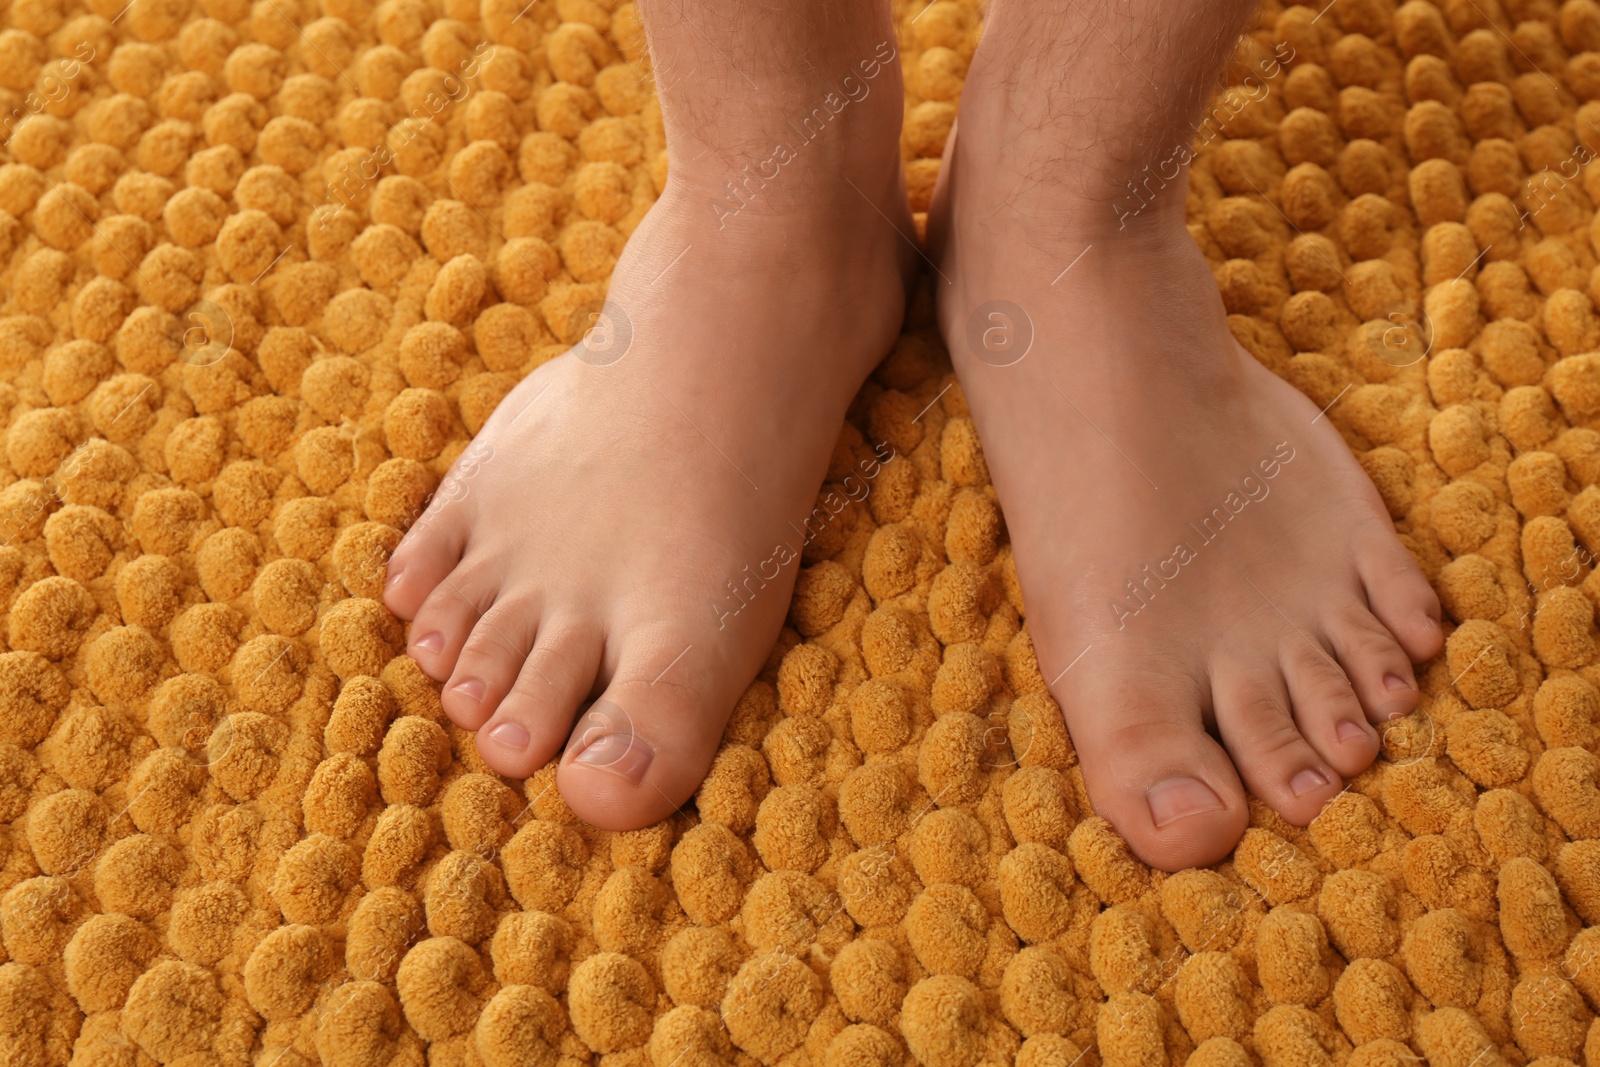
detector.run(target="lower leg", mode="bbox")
[385,0,913,829]
[955,0,1256,229]
[644,0,906,212]
[933,0,1444,870]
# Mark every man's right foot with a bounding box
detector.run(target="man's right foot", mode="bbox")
[384,33,916,828]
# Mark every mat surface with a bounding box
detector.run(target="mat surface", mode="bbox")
[2,0,1599,1065]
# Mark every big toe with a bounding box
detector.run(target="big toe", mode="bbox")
[558,652,728,831]
[1065,676,1250,872]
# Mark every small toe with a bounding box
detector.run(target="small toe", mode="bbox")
[1326,610,1421,724]
[444,600,538,730]
[475,626,603,779]
[1357,534,1444,662]
[384,515,468,619]
[558,649,727,831]
[1212,656,1344,826]
[1062,675,1250,872]
[404,575,487,684]
[1280,635,1381,779]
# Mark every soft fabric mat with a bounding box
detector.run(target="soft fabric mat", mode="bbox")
[1,0,1598,1065]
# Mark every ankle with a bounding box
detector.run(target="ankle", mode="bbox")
[939,192,1244,387]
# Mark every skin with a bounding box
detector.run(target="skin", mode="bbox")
[385,0,1445,868]
[383,0,918,828]
[927,0,1443,868]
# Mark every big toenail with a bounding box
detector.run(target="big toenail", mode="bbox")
[487,721,529,749]
[384,567,404,589]
[1383,672,1412,691]
[1290,768,1329,797]
[413,631,443,653]
[1146,777,1225,827]
[572,732,654,784]
[1337,720,1367,742]
[451,678,485,702]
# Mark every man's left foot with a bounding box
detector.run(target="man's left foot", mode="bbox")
[929,97,1444,872]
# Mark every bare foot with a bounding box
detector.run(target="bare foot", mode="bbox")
[930,115,1444,873]
[384,69,915,828]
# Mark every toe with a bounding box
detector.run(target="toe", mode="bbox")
[475,625,603,779]
[558,646,728,831]
[1325,610,1421,724]
[1357,533,1444,662]
[1280,635,1381,780]
[383,512,468,619]
[404,574,488,684]
[443,600,539,730]
[1062,673,1249,872]
[1211,656,1345,826]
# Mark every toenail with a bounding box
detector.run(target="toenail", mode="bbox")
[413,631,443,653]
[1146,777,1226,828]
[1290,768,1329,797]
[486,721,529,750]
[384,567,404,589]
[1337,720,1368,743]
[1383,672,1413,692]
[451,678,486,702]
[572,732,654,784]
